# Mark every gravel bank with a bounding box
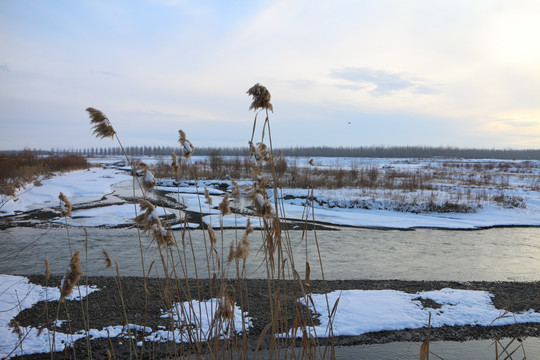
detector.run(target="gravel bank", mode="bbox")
[9,276,540,359]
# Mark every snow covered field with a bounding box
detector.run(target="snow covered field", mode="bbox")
[0,275,249,358]
[1,157,539,229]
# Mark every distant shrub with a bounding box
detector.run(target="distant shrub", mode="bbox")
[0,151,89,196]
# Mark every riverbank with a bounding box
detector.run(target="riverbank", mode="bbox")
[6,275,540,359]
[1,158,540,231]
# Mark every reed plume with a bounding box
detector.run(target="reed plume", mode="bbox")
[231,179,241,198]
[58,192,72,217]
[45,258,51,281]
[207,226,218,249]
[178,129,194,160]
[251,191,273,219]
[103,250,113,269]
[217,293,235,321]
[60,250,83,302]
[171,152,180,174]
[256,142,271,162]
[138,162,156,190]
[247,83,273,112]
[134,199,174,247]
[204,187,213,205]
[219,193,231,215]
[229,219,252,262]
[86,107,116,139]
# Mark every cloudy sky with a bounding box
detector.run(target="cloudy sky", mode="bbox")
[1,0,539,150]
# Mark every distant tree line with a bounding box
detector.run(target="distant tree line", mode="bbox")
[2,145,539,160]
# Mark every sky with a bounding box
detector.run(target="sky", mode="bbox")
[1,0,540,150]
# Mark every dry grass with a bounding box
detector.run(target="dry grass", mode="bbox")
[33,84,334,359]
[0,151,89,196]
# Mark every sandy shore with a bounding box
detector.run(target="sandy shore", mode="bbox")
[8,275,540,359]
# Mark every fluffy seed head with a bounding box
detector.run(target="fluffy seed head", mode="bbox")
[135,199,174,247]
[247,83,273,112]
[171,152,180,174]
[208,227,218,249]
[204,187,213,205]
[256,142,271,162]
[182,139,194,160]
[227,242,235,263]
[59,192,72,217]
[218,294,235,320]
[178,130,194,160]
[178,130,187,143]
[86,107,116,139]
[103,250,112,269]
[251,191,273,219]
[60,250,83,302]
[231,179,241,198]
[219,193,231,215]
[139,162,156,190]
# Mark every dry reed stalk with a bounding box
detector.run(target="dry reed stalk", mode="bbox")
[60,250,83,302]
[86,107,116,139]
[58,192,72,217]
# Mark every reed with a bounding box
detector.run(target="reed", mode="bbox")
[16,84,334,359]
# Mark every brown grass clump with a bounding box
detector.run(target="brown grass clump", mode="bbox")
[86,107,116,139]
[60,250,83,302]
[58,192,72,217]
[134,199,174,247]
[247,83,273,112]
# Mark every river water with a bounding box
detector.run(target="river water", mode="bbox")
[1,226,539,281]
